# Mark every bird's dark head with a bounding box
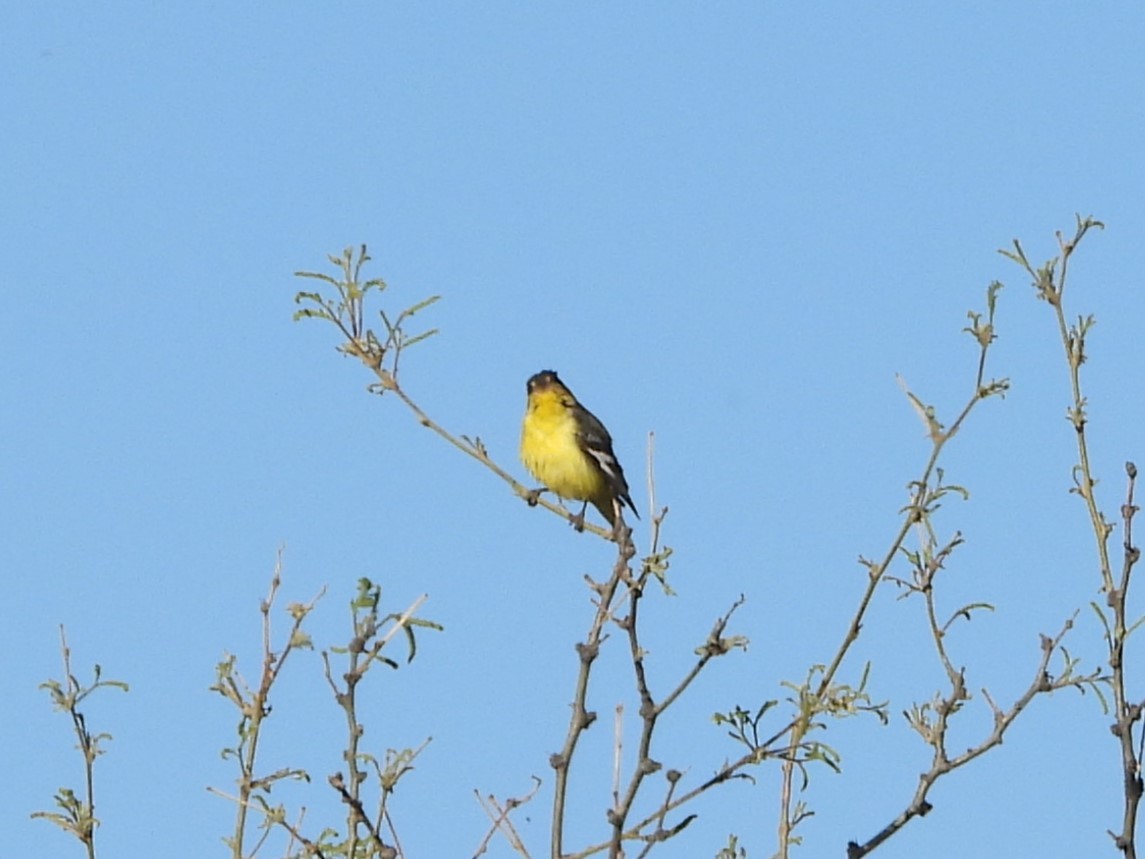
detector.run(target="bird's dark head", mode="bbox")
[526,370,562,394]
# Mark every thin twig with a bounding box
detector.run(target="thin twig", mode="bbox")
[847,616,1103,857]
[777,282,1007,856]
[1110,462,1143,856]
[552,528,636,858]
[472,777,542,858]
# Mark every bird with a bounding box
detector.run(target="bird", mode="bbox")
[519,369,639,531]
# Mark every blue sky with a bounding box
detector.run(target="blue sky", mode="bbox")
[3,4,1144,857]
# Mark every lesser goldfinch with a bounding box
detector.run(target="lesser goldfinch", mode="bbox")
[520,370,639,530]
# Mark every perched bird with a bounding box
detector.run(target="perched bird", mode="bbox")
[520,370,639,530]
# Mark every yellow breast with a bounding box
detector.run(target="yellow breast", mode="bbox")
[520,394,604,503]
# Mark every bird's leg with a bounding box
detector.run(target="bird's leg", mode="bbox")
[571,501,588,532]
[524,487,545,507]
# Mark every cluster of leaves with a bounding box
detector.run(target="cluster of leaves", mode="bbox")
[32,628,128,859]
[206,559,440,859]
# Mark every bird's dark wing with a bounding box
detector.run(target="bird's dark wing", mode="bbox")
[574,405,639,516]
